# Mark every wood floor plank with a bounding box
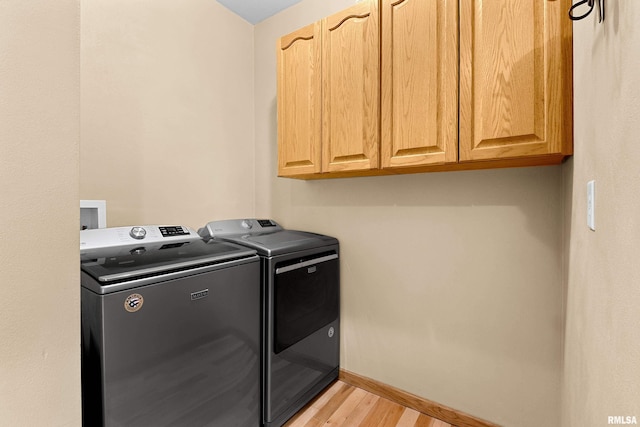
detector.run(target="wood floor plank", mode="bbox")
[414,413,438,427]
[396,408,421,427]
[339,388,380,427]
[284,381,343,427]
[359,397,401,427]
[305,382,356,427]
[340,370,498,427]
[285,380,456,427]
[377,400,406,427]
[310,381,344,410]
[322,387,368,426]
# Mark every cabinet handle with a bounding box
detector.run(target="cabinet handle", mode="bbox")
[282,35,313,51]
[329,13,370,31]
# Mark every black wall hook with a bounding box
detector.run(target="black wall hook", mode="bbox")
[569,0,605,22]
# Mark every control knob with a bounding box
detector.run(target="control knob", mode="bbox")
[129,226,147,240]
[241,220,253,230]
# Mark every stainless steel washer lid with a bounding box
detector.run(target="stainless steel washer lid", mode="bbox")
[81,239,257,285]
[199,219,338,257]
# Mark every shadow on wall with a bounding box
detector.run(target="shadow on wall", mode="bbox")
[265,95,565,249]
[561,157,574,366]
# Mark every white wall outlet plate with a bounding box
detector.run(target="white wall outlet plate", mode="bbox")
[587,180,595,231]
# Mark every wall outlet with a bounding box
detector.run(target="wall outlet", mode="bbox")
[587,180,595,231]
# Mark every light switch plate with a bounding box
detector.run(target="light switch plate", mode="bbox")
[587,180,595,231]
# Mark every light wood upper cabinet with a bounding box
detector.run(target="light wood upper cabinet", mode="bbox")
[322,1,380,173]
[276,0,572,179]
[277,22,322,177]
[459,0,573,162]
[381,0,458,169]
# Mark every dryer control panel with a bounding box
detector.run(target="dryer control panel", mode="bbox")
[199,219,283,238]
[81,225,200,253]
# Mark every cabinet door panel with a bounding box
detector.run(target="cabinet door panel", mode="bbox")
[277,23,322,176]
[381,0,458,168]
[459,0,572,161]
[322,1,380,173]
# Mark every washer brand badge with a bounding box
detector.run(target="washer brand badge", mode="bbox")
[124,294,144,313]
[191,289,209,301]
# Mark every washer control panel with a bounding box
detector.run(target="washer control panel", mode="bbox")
[81,225,199,252]
[159,226,191,237]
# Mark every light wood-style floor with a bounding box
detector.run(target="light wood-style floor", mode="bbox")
[284,380,453,427]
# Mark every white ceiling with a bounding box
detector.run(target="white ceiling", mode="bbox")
[216,0,304,24]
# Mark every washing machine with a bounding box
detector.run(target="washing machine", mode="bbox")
[199,219,340,427]
[80,225,261,427]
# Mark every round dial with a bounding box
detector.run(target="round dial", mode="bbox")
[241,220,253,230]
[129,226,147,240]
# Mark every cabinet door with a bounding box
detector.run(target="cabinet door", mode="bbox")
[277,23,322,176]
[381,0,458,169]
[322,1,380,173]
[459,0,573,161]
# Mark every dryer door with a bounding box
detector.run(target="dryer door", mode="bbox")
[273,252,339,353]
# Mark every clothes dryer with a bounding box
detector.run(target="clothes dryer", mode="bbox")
[199,219,340,427]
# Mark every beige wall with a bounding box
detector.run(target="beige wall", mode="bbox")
[81,0,255,228]
[0,0,81,425]
[73,1,640,425]
[562,3,640,425]
[255,1,564,426]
